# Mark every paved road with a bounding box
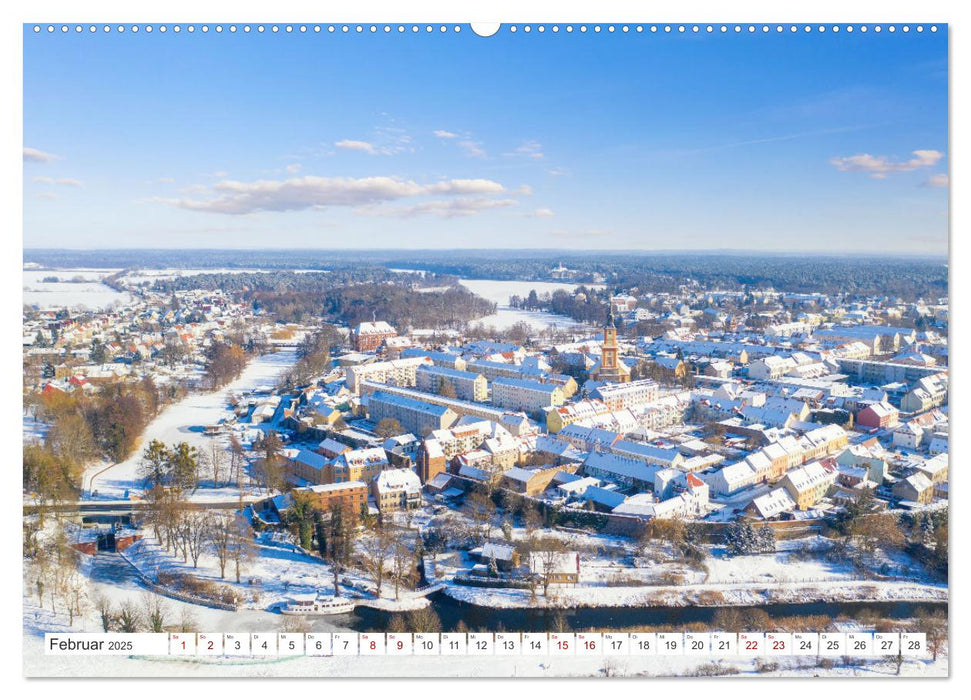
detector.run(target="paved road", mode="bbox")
[87,551,145,590]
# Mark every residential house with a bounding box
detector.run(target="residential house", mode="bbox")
[295,481,368,518]
[745,487,797,520]
[779,459,837,510]
[372,468,422,513]
[500,465,565,496]
[856,401,900,430]
[351,321,397,352]
[528,551,581,584]
[330,446,390,484]
[705,461,757,497]
[893,472,934,505]
[582,451,660,493]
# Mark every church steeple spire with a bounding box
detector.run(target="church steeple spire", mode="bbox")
[593,299,628,383]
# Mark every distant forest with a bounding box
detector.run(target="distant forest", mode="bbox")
[24,248,948,301]
[150,270,495,328]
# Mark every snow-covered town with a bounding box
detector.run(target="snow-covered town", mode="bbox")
[22,253,949,677]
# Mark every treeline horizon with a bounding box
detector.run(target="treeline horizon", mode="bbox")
[25,249,946,300]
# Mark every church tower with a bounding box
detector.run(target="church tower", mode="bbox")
[593,302,630,383]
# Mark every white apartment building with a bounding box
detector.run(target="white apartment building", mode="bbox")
[491,377,565,413]
[416,364,489,402]
[346,356,432,394]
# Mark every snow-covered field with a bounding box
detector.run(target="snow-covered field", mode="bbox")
[22,268,121,284]
[459,279,599,331]
[22,284,133,310]
[427,510,947,611]
[84,349,299,499]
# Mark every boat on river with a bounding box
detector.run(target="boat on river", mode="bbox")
[280,594,356,616]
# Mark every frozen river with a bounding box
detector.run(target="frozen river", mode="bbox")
[458,278,600,331]
[84,349,299,499]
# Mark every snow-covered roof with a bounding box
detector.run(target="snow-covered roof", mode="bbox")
[375,468,421,494]
[749,487,796,519]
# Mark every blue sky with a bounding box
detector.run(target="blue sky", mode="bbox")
[23,26,948,253]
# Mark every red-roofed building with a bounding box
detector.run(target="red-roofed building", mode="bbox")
[856,401,899,430]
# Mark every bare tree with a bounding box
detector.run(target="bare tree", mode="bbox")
[916,609,947,662]
[142,593,168,633]
[178,605,198,633]
[361,525,395,598]
[64,568,88,627]
[118,599,141,632]
[849,513,905,558]
[531,537,567,598]
[466,489,497,543]
[228,434,246,488]
[523,502,545,539]
[158,495,185,555]
[376,418,403,440]
[405,607,442,633]
[181,511,210,568]
[207,512,233,579]
[229,515,257,584]
[208,437,227,488]
[390,536,416,601]
[45,553,71,615]
[317,504,354,597]
[94,594,113,632]
[253,455,284,495]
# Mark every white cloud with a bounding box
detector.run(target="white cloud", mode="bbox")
[23,147,60,163]
[533,208,555,218]
[925,173,949,188]
[434,129,487,158]
[516,185,534,195]
[162,175,509,215]
[36,192,57,200]
[364,197,518,219]
[285,163,303,174]
[458,140,487,158]
[510,140,544,159]
[335,133,411,156]
[546,167,569,177]
[32,176,82,187]
[830,149,943,178]
[335,139,378,155]
[425,178,506,195]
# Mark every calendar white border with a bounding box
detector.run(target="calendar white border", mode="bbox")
[5,0,962,695]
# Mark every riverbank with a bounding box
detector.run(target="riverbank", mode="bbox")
[441,580,948,610]
[82,348,300,499]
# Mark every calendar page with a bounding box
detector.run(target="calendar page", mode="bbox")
[18,4,949,682]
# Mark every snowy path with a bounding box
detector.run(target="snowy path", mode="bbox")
[84,350,298,499]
